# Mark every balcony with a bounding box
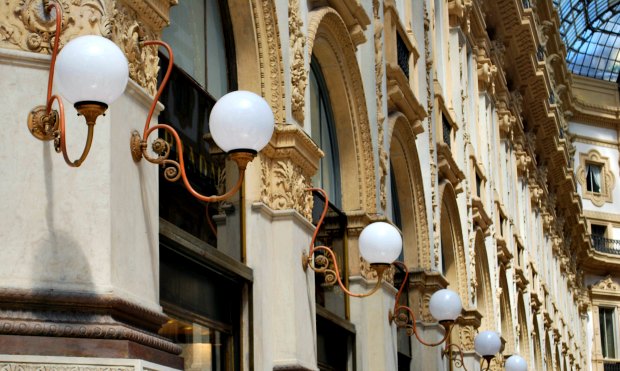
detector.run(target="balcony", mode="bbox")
[605,362,620,371]
[592,236,620,255]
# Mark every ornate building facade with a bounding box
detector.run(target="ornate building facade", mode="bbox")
[0,0,618,370]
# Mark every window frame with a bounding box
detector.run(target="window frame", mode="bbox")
[599,306,618,359]
[578,150,616,206]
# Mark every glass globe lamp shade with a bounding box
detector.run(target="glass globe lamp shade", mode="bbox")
[428,289,462,321]
[505,355,527,371]
[358,222,402,265]
[474,330,502,357]
[54,35,129,106]
[209,90,275,153]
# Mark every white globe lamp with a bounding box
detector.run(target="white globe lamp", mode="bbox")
[358,222,402,280]
[505,355,527,371]
[209,90,275,154]
[358,222,402,265]
[54,35,129,108]
[429,289,462,327]
[474,330,502,362]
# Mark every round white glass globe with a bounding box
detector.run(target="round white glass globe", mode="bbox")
[505,355,527,371]
[428,289,462,321]
[209,90,275,153]
[54,35,129,106]
[358,222,402,264]
[474,330,502,357]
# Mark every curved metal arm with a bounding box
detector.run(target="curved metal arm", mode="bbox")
[442,343,469,371]
[390,261,455,347]
[302,187,386,298]
[49,95,96,167]
[45,2,62,110]
[141,123,247,203]
[130,39,251,203]
[25,3,102,167]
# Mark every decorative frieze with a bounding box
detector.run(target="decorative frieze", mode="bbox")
[289,0,307,124]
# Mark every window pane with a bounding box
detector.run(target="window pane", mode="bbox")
[160,318,235,371]
[599,307,617,358]
[309,60,341,207]
[206,0,228,98]
[162,0,206,87]
[157,56,241,259]
[587,164,602,193]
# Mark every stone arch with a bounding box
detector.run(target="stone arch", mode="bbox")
[438,180,468,301]
[307,7,376,212]
[499,267,515,353]
[387,112,430,269]
[517,294,530,363]
[473,228,494,330]
[533,315,543,371]
[228,0,285,123]
[545,332,553,370]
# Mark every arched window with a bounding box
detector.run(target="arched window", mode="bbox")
[391,165,412,371]
[309,57,354,371]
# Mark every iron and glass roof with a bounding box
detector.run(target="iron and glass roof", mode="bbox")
[554,0,620,82]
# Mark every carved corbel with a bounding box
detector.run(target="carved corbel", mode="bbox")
[497,101,516,139]
[447,0,472,27]
[475,48,497,94]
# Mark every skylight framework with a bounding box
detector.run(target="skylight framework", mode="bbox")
[554,0,620,82]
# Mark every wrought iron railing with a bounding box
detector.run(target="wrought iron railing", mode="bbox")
[593,236,620,255]
[604,362,620,371]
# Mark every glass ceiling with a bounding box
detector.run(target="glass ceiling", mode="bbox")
[554,0,620,82]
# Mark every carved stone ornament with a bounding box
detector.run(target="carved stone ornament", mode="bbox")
[591,276,620,293]
[0,0,171,96]
[289,0,307,124]
[373,0,388,211]
[475,47,497,94]
[260,124,323,221]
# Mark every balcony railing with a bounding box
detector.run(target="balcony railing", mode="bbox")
[593,236,620,255]
[604,362,620,371]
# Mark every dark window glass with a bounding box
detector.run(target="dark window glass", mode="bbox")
[442,115,452,148]
[390,165,411,369]
[310,58,341,208]
[600,307,617,358]
[592,224,607,237]
[161,0,234,98]
[397,32,410,79]
[317,312,355,371]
